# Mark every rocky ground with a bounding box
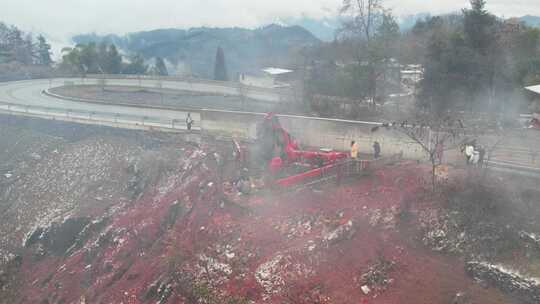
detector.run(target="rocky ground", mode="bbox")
[1,115,539,303]
[0,116,187,267]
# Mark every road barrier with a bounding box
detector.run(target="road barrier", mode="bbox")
[2,77,539,176]
[0,100,199,133]
[73,75,295,103]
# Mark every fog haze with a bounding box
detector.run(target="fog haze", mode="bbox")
[1,0,539,52]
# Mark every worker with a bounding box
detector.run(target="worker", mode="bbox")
[186,113,194,131]
[435,142,444,165]
[477,145,486,166]
[530,112,540,129]
[350,141,359,159]
[464,144,475,165]
[464,142,481,166]
[235,168,251,195]
[373,141,381,159]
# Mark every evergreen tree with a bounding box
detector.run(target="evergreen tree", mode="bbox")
[0,23,9,63]
[6,27,27,64]
[107,44,123,74]
[21,33,35,65]
[61,46,83,74]
[155,57,168,76]
[463,0,496,54]
[97,42,108,72]
[36,35,52,66]
[123,54,147,74]
[78,42,99,73]
[213,46,228,81]
[376,13,400,60]
[97,42,123,74]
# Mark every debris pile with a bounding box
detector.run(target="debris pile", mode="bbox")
[418,182,524,259]
[0,135,143,265]
[466,261,540,303]
[519,231,540,252]
[323,220,356,246]
[357,257,396,296]
[367,207,399,230]
[419,209,464,253]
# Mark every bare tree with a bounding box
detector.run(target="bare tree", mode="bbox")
[395,113,516,191]
[339,0,398,110]
[340,0,382,44]
[377,114,466,192]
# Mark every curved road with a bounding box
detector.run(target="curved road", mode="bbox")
[0,77,281,131]
[0,79,189,121]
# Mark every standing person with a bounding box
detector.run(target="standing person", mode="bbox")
[477,145,486,166]
[350,141,359,159]
[186,113,194,131]
[435,142,444,165]
[373,141,381,159]
[464,144,474,165]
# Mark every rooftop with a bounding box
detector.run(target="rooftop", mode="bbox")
[525,84,540,95]
[262,67,294,75]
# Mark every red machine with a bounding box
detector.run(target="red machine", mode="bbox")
[252,113,349,188]
[530,113,540,129]
[259,113,347,165]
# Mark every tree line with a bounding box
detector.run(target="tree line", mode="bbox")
[414,0,540,113]
[303,0,540,116]
[60,42,168,76]
[0,22,169,78]
[0,22,52,66]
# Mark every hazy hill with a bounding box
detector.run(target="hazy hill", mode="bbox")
[280,14,431,40]
[280,16,340,41]
[520,15,540,27]
[73,25,320,78]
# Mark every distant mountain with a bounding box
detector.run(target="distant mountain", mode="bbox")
[399,13,432,31]
[279,16,340,41]
[520,15,540,27]
[73,25,320,78]
[277,13,433,40]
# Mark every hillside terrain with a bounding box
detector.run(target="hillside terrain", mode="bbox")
[521,15,540,27]
[2,116,540,303]
[73,25,320,78]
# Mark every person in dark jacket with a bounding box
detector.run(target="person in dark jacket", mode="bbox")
[373,141,381,159]
[186,113,194,131]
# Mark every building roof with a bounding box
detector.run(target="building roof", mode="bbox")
[262,67,294,75]
[401,70,423,75]
[525,84,540,95]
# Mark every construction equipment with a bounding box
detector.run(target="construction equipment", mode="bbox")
[228,113,403,192]
[234,113,350,189]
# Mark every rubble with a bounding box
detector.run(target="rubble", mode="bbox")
[466,261,540,303]
[452,292,471,304]
[255,254,287,295]
[358,257,396,295]
[24,217,91,256]
[323,220,356,246]
[361,285,371,295]
[255,253,314,298]
[197,254,233,285]
[519,231,540,251]
[367,207,399,229]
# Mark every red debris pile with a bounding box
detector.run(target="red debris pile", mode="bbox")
[11,152,514,303]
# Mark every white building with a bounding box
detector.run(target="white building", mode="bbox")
[239,67,294,88]
[401,65,424,86]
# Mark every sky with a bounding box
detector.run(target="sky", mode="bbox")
[1,0,539,45]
